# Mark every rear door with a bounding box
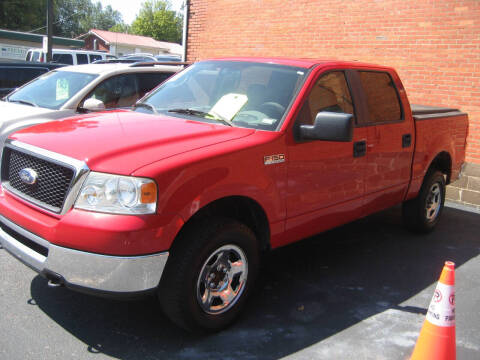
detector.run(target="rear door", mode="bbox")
[354,70,415,211]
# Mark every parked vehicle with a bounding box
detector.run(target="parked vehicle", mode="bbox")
[0,62,182,149]
[25,48,116,65]
[155,54,182,62]
[0,61,65,97]
[0,58,468,332]
[119,53,182,63]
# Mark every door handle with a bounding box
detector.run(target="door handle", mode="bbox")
[402,134,412,148]
[353,140,367,157]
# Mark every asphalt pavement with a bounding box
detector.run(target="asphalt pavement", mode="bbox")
[1,203,479,360]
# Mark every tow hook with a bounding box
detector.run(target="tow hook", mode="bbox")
[47,279,62,288]
[44,271,64,288]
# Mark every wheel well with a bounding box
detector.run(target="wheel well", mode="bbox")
[183,196,271,252]
[428,152,452,184]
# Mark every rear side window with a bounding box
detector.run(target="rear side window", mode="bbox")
[136,72,173,97]
[89,54,102,63]
[76,54,88,64]
[359,71,402,124]
[53,53,74,65]
[31,51,40,62]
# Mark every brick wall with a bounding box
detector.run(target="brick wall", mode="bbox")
[186,0,480,165]
[83,35,109,52]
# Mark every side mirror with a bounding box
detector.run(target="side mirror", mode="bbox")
[299,111,354,142]
[82,98,105,112]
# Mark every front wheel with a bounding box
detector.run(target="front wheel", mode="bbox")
[402,170,446,233]
[158,218,260,332]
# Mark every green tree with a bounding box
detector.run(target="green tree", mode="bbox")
[0,0,46,32]
[109,22,131,34]
[54,0,122,37]
[0,0,123,38]
[131,0,182,43]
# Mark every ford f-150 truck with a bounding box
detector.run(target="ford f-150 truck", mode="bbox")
[0,58,468,332]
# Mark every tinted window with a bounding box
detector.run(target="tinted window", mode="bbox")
[77,54,88,64]
[297,71,354,126]
[84,74,139,108]
[89,54,103,62]
[136,72,173,97]
[53,53,74,65]
[0,67,48,88]
[359,71,402,123]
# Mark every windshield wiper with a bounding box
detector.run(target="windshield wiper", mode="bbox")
[168,108,233,127]
[134,102,157,114]
[9,99,38,107]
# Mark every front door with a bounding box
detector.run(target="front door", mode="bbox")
[284,70,367,245]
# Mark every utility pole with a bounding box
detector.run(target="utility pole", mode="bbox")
[46,0,53,62]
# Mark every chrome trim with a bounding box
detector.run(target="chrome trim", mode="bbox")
[45,245,168,292]
[2,139,90,215]
[0,215,168,293]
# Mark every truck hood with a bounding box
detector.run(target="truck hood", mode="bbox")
[11,111,256,174]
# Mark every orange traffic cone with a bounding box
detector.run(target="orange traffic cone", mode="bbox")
[411,261,456,360]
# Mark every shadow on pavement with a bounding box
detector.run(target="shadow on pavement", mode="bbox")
[30,205,480,359]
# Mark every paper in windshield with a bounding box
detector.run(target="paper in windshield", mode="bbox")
[210,93,248,121]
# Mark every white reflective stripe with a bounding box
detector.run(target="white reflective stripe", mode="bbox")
[426,282,455,327]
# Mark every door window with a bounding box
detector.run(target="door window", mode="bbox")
[297,71,354,126]
[52,53,74,65]
[89,54,103,63]
[76,54,89,65]
[84,74,139,108]
[358,71,402,124]
[136,72,173,97]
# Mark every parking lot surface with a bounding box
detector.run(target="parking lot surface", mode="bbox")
[1,203,479,360]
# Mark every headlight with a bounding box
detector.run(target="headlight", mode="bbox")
[75,172,157,214]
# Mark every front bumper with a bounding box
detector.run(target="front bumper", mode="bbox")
[0,214,169,295]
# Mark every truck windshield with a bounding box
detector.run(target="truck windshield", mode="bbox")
[138,61,307,131]
[7,71,98,110]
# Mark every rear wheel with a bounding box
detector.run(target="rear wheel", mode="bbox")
[158,218,260,332]
[402,170,446,233]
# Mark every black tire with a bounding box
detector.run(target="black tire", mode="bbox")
[158,217,260,332]
[402,170,446,233]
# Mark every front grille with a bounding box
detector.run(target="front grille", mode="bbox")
[2,147,75,212]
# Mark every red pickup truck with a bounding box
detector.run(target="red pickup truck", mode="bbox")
[0,58,468,331]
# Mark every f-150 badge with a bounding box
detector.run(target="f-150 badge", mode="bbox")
[264,154,285,165]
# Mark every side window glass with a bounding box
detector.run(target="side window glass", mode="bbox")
[359,71,402,124]
[89,54,102,63]
[136,72,172,97]
[53,53,73,65]
[84,74,139,108]
[31,52,40,62]
[297,71,354,125]
[76,54,88,65]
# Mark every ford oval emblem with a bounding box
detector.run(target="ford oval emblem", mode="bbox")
[19,168,38,185]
